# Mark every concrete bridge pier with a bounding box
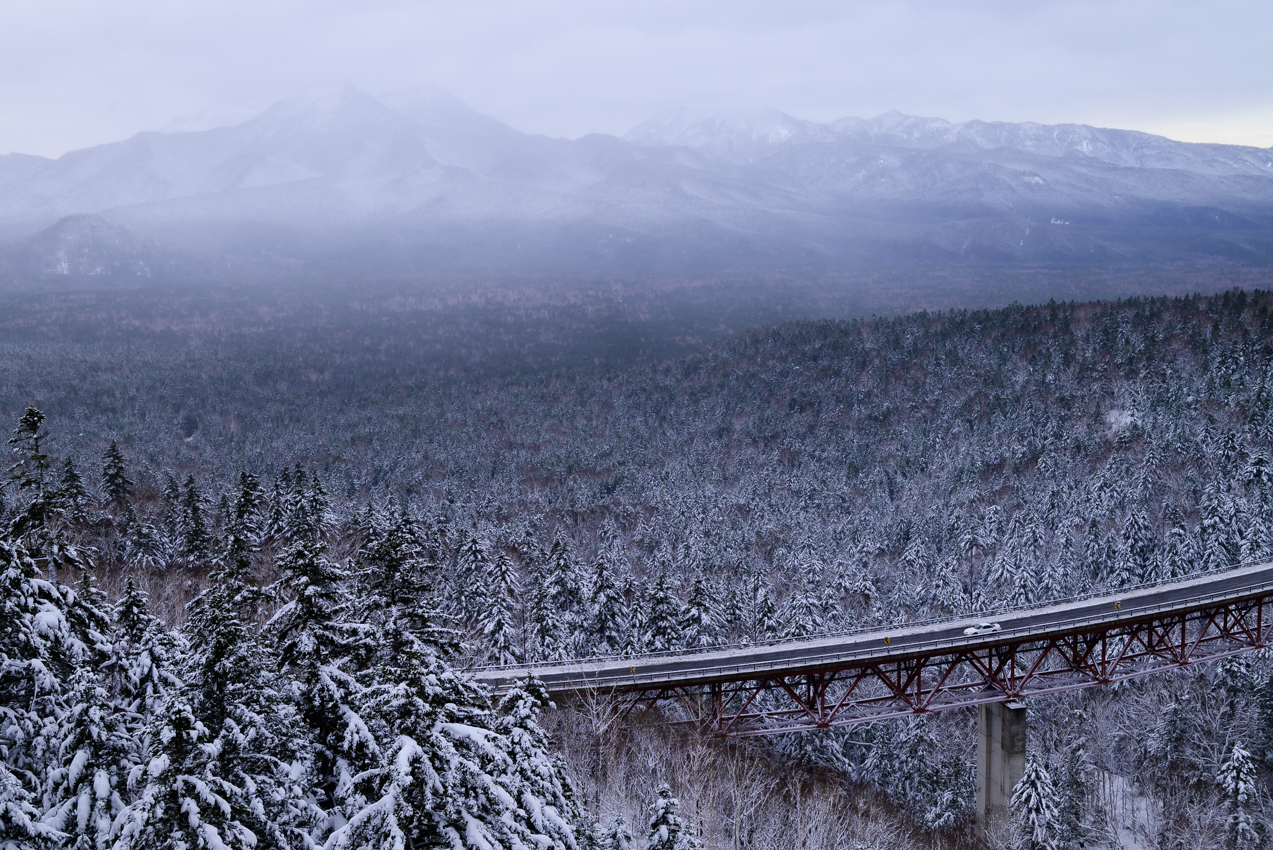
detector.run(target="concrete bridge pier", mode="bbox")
[976,700,1026,821]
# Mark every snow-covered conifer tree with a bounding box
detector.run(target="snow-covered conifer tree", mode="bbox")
[1201,484,1241,572]
[493,680,583,848]
[645,783,684,850]
[597,814,633,850]
[1160,508,1197,581]
[270,538,377,824]
[0,761,60,850]
[226,472,266,549]
[679,576,721,649]
[1112,509,1155,588]
[100,440,133,511]
[331,592,582,849]
[479,551,523,665]
[54,458,89,522]
[41,667,133,850]
[586,552,626,655]
[108,576,182,723]
[179,475,212,564]
[115,575,305,850]
[1220,743,1262,850]
[1055,743,1089,850]
[1012,754,1061,850]
[643,569,683,652]
[455,533,493,624]
[781,557,827,639]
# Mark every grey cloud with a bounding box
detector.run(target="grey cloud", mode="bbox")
[1,0,1270,156]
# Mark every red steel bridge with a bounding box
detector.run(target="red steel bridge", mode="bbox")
[473,561,1273,738]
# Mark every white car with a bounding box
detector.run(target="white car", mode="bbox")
[963,622,1002,636]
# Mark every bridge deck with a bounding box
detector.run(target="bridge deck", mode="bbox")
[472,561,1273,696]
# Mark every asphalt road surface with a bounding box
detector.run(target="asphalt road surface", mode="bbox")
[471,561,1273,696]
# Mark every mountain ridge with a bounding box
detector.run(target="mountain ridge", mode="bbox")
[3,86,1272,281]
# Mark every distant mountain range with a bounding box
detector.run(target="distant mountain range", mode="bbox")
[2,85,1272,282]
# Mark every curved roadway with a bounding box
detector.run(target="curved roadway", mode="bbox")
[472,561,1273,695]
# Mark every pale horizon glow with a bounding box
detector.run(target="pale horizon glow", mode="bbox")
[2,0,1270,158]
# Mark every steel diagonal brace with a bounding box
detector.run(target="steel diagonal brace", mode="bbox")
[719,682,767,736]
[1187,610,1225,660]
[870,663,916,709]
[775,679,823,727]
[1228,602,1262,646]
[1009,639,1059,695]
[917,653,968,709]
[823,668,871,725]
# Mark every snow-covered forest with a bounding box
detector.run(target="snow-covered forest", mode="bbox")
[6,286,1273,848]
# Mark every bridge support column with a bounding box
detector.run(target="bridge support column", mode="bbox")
[976,701,1026,821]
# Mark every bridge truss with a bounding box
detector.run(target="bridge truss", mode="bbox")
[597,593,1273,737]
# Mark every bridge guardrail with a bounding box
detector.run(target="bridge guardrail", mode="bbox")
[477,570,1273,693]
[473,558,1273,681]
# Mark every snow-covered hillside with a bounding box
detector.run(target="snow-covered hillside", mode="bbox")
[2,86,1272,278]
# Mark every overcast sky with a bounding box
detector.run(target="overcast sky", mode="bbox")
[3,0,1271,157]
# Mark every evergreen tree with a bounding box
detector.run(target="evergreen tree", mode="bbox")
[0,761,60,850]
[598,815,633,850]
[479,551,523,665]
[108,577,181,722]
[307,473,335,535]
[679,576,721,649]
[330,606,581,849]
[1219,743,1262,850]
[180,475,213,563]
[226,472,266,547]
[454,533,493,624]
[1201,484,1241,572]
[645,783,684,850]
[1055,742,1089,850]
[643,569,683,652]
[54,458,89,522]
[270,537,377,828]
[528,550,568,662]
[7,408,51,505]
[1112,509,1155,588]
[358,507,458,662]
[1151,702,1195,768]
[159,475,182,546]
[124,517,165,572]
[493,680,583,848]
[100,440,133,509]
[41,667,133,850]
[0,533,96,805]
[1160,509,1197,581]
[1256,673,1273,764]
[586,552,626,655]
[1012,754,1061,850]
[115,576,305,850]
[545,538,586,652]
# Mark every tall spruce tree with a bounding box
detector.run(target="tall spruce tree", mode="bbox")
[115,574,306,850]
[679,576,721,649]
[1012,755,1061,850]
[330,583,582,849]
[180,476,213,564]
[1220,743,1262,850]
[479,551,523,665]
[270,537,378,827]
[586,552,626,656]
[100,440,133,510]
[41,667,133,850]
[54,458,89,522]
